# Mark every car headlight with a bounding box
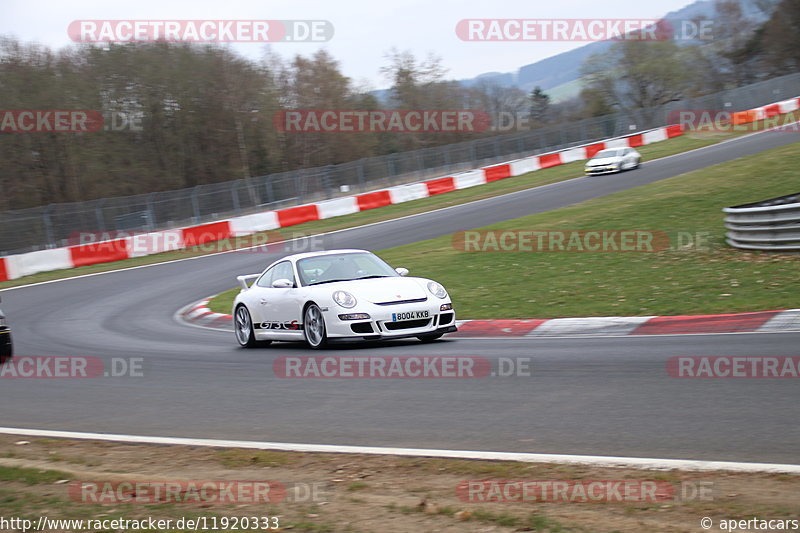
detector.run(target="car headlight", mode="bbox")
[427,281,447,299]
[333,290,357,308]
[338,313,370,321]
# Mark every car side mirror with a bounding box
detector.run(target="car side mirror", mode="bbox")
[272,278,293,289]
[395,267,409,276]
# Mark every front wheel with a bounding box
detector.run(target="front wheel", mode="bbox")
[234,305,270,348]
[303,303,328,349]
[0,333,12,364]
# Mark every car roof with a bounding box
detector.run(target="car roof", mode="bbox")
[281,249,371,263]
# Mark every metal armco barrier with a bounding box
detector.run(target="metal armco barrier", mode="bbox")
[724,192,800,251]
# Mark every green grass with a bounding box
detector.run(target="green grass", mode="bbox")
[374,143,799,318]
[0,465,71,485]
[214,449,301,467]
[212,142,799,318]
[0,131,735,290]
[346,482,369,492]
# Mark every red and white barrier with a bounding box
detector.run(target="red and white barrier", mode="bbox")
[4,248,72,280]
[1,96,796,282]
[317,197,359,220]
[387,182,429,204]
[453,170,486,190]
[425,176,456,196]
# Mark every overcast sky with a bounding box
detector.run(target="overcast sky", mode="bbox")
[1,0,695,89]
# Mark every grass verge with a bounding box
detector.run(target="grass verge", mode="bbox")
[208,142,800,317]
[1,436,798,533]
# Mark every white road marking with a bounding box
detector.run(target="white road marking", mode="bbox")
[0,427,797,473]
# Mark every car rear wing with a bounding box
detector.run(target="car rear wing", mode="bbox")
[237,274,260,290]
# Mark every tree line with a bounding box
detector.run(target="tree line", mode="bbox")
[0,0,795,211]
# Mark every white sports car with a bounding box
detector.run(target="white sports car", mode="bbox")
[232,249,457,348]
[584,147,641,175]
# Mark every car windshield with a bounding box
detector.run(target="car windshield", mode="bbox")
[594,149,623,158]
[297,252,399,286]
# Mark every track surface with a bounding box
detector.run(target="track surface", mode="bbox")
[1,130,799,464]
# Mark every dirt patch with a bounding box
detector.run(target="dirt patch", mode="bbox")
[0,436,798,532]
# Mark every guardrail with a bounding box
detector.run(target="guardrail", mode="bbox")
[723,192,800,251]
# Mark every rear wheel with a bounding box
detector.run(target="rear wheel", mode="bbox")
[417,332,444,343]
[234,305,270,348]
[303,303,328,349]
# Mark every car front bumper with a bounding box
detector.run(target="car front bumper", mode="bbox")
[328,325,458,343]
[585,165,620,175]
[323,300,456,340]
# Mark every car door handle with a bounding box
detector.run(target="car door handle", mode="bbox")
[260,298,268,305]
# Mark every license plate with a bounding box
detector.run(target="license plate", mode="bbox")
[391,310,429,321]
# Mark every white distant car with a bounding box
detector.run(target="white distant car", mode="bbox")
[232,249,457,349]
[584,147,641,175]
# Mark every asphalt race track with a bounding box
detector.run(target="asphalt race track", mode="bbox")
[1,129,799,464]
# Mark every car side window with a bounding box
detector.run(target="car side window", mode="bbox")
[271,261,296,287]
[256,265,276,288]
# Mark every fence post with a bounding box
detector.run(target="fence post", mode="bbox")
[387,155,396,185]
[191,187,200,223]
[324,165,334,199]
[264,175,275,205]
[356,162,366,192]
[95,199,106,232]
[231,180,241,213]
[296,170,305,205]
[43,204,56,248]
[145,192,157,230]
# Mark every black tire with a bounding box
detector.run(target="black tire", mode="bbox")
[303,303,328,349]
[0,333,11,365]
[234,305,271,348]
[417,332,444,343]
